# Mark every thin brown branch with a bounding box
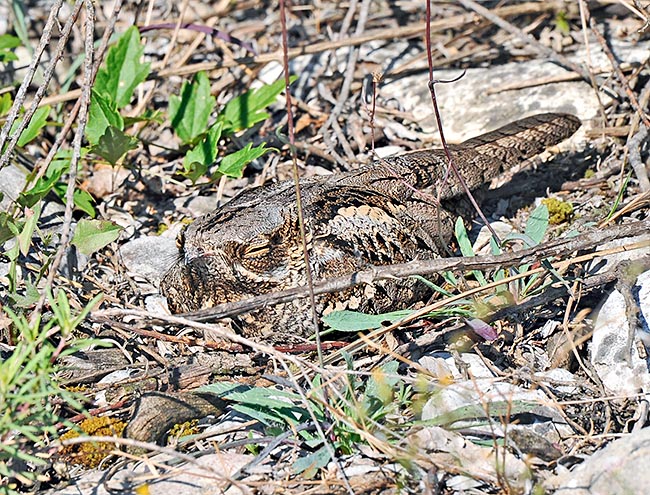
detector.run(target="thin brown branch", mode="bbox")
[151,3,563,78]
[94,220,650,324]
[31,0,95,318]
[279,0,322,361]
[588,16,650,128]
[0,0,78,171]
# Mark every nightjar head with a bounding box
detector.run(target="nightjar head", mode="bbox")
[160,181,306,314]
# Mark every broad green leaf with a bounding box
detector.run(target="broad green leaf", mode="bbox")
[489,235,502,255]
[72,188,96,218]
[292,445,331,477]
[20,150,95,217]
[0,93,12,117]
[169,71,216,144]
[524,203,549,245]
[19,165,64,208]
[0,211,17,245]
[0,34,21,51]
[92,126,137,165]
[86,90,124,145]
[94,26,150,108]
[219,77,294,133]
[200,382,300,405]
[322,309,413,332]
[216,142,268,178]
[0,34,20,63]
[180,160,209,184]
[182,122,223,183]
[71,219,121,256]
[364,361,400,404]
[198,381,247,396]
[503,232,538,248]
[11,106,51,147]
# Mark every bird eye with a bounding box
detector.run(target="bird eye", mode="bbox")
[270,231,284,245]
[243,242,270,258]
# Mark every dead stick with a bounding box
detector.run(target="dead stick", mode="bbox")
[94,220,650,323]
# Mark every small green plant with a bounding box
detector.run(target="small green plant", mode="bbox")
[199,360,412,477]
[451,202,554,305]
[0,291,103,493]
[86,26,287,183]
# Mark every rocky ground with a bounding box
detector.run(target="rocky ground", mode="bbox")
[1,1,650,494]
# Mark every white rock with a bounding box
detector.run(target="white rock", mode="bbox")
[590,270,650,396]
[546,427,650,494]
[382,39,650,142]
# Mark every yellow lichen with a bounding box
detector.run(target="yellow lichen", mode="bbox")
[60,416,126,468]
[167,419,199,441]
[542,197,573,225]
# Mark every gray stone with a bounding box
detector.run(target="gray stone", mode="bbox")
[590,270,650,396]
[119,236,178,286]
[547,427,650,494]
[381,39,650,142]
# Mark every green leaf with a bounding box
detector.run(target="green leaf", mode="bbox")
[20,150,95,217]
[11,106,51,147]
[182,122,223,183]
[524,203,549,245]
[322,309,413,332]
[72,188,96,218]
[71,219,121,256]
[554,11,570,34]
[86,90,124,146]
[123,108,164,127]
[219,77,294,133]
[454,217,473,257]
[17,203,41,256]
[19,163,65,208]
[92,126,138,165]
[9,2,29,53]
[10,280,40,308]
[169,71,216,144]
[364,361,400,405]
[180,161,209,184]
[216,142,268,178]
[94,26,150,108]
[292,445,331,477]
[416,400,539,428]
[0,34,21,63]
[454,217,488,286]
[0,93,12,117]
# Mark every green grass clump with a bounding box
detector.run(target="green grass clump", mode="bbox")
[0,292,101,492]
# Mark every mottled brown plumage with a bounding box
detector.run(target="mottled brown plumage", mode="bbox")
[160,113,581,342]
